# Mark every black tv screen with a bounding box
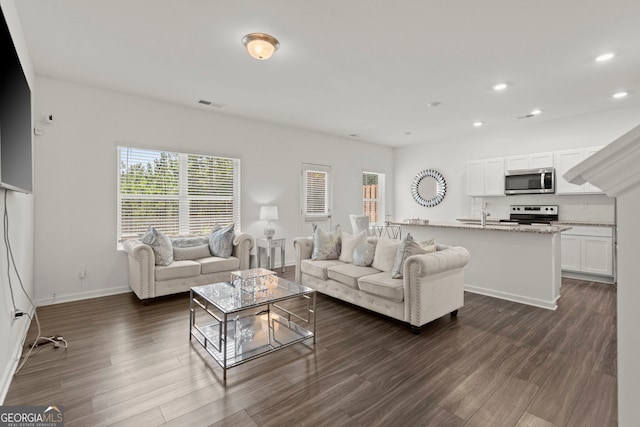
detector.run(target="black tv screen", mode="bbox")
[0,6,33,194]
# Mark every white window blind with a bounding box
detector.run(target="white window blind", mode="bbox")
[302,163,331,221]
[363,171,385,224]
[117,146,240,245]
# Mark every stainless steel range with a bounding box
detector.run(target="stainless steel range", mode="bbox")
[509,205,559,225]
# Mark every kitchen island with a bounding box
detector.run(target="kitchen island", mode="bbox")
[395,220,571,309]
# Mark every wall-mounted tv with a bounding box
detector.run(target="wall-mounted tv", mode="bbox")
[0,5,33,194]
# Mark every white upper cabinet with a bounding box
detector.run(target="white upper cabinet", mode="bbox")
[555,147,603,194]
[466,158,505,196]
[505,152,554,171]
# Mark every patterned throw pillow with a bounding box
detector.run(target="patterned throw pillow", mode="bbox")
[141,227,174,266]
[311,224,342,260]
[171,236,209,248]
[353,242,375,267]
[209,224,235,258]
[173,244,212,261]
[339,230,367,263]
[391,234,436,279]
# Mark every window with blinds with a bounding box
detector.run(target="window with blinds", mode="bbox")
[363,171,385,224]
[117,146,241,245]
[302,163,331,221]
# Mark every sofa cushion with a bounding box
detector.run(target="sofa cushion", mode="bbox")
[209,224,235,257]
[301,259,343,280]
[155,260,201,281]
[358,271,404,303]
[391,234,436,279]
[353,242,375,267]
[339,230,367,263]
[141,227,174,266]
[173,244,212,261]
[371,238,400,272]
[312,224,342,260]
[327,263,381,289]
[198,256,240,274]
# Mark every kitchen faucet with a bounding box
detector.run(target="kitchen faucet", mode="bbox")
[481,210,491,228]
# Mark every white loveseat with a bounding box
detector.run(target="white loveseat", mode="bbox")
[293,235,470,333]
[124,232,254,301]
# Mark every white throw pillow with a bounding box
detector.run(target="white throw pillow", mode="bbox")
[339,230,367,263]
[371,238,401,272]
[141,227,174,266]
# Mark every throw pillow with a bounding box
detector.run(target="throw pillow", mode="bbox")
[209,224,235,258]
[311,224,341,260]
[141,227,173,266]
[371,237,400,272]
[391,234,436,279]
[173,244,212,261]
[339,230,367,263]
[171,235,209,248]
[353,242,375,267]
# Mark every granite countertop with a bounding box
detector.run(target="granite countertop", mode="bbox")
[392,220,571,234]
[455,218,615,227]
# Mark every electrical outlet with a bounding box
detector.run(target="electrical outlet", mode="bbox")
[79,263,87,279]
[10,309,23,325]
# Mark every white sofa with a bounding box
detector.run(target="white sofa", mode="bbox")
[123,232,254,301]
[293,236,470,333]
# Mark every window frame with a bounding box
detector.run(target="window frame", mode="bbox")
[362,171,385,224]
[117,146,241,247]
[301,163,332,222]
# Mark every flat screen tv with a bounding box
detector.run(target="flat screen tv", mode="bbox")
[0,5,33,194]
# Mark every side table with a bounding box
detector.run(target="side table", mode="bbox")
[256,237,286,273]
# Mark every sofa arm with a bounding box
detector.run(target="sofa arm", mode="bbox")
[293,237,313,282]
[232,232,254,270]
[403,246,471,327]
[123,239,155,300]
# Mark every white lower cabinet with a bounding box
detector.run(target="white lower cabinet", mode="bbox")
[561,226,613,278]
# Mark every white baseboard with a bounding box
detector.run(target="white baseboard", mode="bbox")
[0,306,35,405]
[464,284,558,310]
[561,271,615,285]
[34,286,131,306]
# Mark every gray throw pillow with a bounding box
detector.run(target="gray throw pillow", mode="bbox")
[171,236,209,248]
[141,227,174,266]
[311,224,341,260]
[353,242,375,267]
[391,234,436,279]
[209,224,235,258]
[173,244,212,261]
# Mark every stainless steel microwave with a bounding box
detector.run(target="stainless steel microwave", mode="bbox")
[504,168,555,195]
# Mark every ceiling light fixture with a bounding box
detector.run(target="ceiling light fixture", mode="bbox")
[492,83,508,91]
[595,52,615,62]
[242,33,280,60]
[612,91,628,99]
[473,121,484,127]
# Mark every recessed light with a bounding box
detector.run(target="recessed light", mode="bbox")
[404,131,412,135]
[530,109,542,115]
[473,121,484,127]
[349,133,359,137]
[427,101,442,108]
[612,91,628,99]
[492,83,508,91]
[595,52,615,62]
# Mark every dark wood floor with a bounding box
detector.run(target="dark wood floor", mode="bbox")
[5,268,616,426]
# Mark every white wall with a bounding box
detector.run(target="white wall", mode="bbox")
[32,76,394,305]
[393,107,640,223]
[0,0,35,404]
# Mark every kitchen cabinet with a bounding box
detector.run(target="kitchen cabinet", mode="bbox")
[555,147,603,194]
[505,152,554,171]
[561,225,613,278]
[466,157,504,196]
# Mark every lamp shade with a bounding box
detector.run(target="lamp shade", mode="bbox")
[260,205,279,222]
[242,33,280,60]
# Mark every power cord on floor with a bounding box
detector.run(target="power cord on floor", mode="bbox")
[4,189,69,374]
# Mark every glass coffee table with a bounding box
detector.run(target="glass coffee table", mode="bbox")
[189,271,316,379]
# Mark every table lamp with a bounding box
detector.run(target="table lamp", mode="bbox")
[260,205,279,239]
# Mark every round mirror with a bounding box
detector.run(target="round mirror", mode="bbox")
[411,169,446,207]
